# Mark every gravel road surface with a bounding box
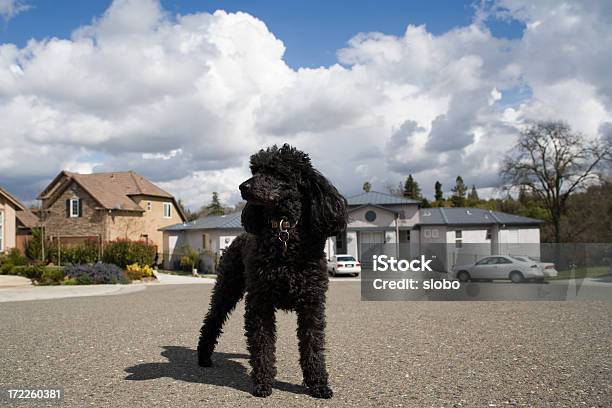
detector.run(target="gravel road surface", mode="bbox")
[1,282,610,407]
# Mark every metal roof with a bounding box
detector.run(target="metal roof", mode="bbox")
[348,203,400,214]
[161,205,543,232]
[416,207,543,226]
[346,191,419,206]
[161,211,243,231]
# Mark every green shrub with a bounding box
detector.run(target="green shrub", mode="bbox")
[179,246,200,271]
[47,239,100,265]
[18,265,44,280]
[25,227,44,262]
[0,262,16,275]
[63,278,79,285]
[39,267,66,285]
[5,248,27,267]
[102,240,156,268]
[74,273,93,285]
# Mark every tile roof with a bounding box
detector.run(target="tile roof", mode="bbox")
[15,210,39,228]
[416,207,543,226]
[68,171,172,211]
[40,171,183,219]
[0,185,39,229]
[346,191,419,206]
[161,211,243,231]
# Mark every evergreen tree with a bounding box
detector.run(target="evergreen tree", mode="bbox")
[203,192,225,216]
[434,181,443,202]
[362,181,372,192]
[451,176,467,207]
[177,199,198,221]
[468,185,479,201]
[403,174,421,200]
[420,198,431,208]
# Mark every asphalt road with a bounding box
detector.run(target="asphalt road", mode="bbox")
[1,282,611,407]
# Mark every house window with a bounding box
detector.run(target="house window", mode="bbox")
[455,230,463,248]
[431,229,439,238]
[69,198,80,218]
[0,210,4,252]
[486,229,492,240]
[365,210,377,222]
[336,233,345,252]
[424,229,431,238]
[163,203,172,218]
[147,201,152,211]
[202,233,210,250]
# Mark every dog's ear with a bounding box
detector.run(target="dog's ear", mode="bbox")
[306,170,347,238]
[241,202,265,234]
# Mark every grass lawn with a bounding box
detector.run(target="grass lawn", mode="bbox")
[157,270,217,279]
[548,266,611,280]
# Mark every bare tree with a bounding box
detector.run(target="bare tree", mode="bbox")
[501,121,610,242]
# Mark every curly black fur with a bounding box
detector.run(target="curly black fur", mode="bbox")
[197,144,347,399]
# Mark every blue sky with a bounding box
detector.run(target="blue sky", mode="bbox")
[1,0,524,68]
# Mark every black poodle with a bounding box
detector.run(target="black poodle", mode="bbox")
[197,144,347,399]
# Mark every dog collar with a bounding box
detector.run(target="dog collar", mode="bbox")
[271,217,298,255]
[270,218,298,230]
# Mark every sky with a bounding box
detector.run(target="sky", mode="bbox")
[0,0,611,209]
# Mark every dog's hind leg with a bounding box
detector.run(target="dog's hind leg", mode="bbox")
[197,240,245,367]
[244,291,277,397]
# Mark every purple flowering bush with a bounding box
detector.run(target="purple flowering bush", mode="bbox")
[65,262,130,285]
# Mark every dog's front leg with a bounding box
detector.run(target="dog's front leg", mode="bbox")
[244,293,277,397]
[297,302,333,399]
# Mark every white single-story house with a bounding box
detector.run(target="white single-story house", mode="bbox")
[160,211,243,273]
[410,207,542,272]
[160,191,543,273]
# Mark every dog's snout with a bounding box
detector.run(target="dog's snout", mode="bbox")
[239,178,254,198]
[239,181,251,192]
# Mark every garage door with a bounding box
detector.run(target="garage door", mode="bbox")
[360,232,385,243]
[360,232,385,268]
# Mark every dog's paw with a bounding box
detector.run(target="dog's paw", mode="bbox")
[252,384,272,398]
[198,355,212,367]
[308,384,333,399]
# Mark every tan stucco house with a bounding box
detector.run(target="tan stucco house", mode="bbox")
[38,171,186,260]
[0,186,38,254]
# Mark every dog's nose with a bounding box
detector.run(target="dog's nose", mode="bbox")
[239,180,252,193]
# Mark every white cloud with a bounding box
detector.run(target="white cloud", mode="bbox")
[0,0,30,21]
[0,0,611,207]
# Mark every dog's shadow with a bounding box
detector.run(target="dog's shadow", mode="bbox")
[124,346,306,395]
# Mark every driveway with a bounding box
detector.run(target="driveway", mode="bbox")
[1,282,610,407]
[0,275,31,288]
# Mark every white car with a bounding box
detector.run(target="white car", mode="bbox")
[513,256,558,279]
[450,255,556,283]
[327,255,361,277]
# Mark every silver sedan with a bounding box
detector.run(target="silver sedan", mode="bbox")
[450,255,553,283]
